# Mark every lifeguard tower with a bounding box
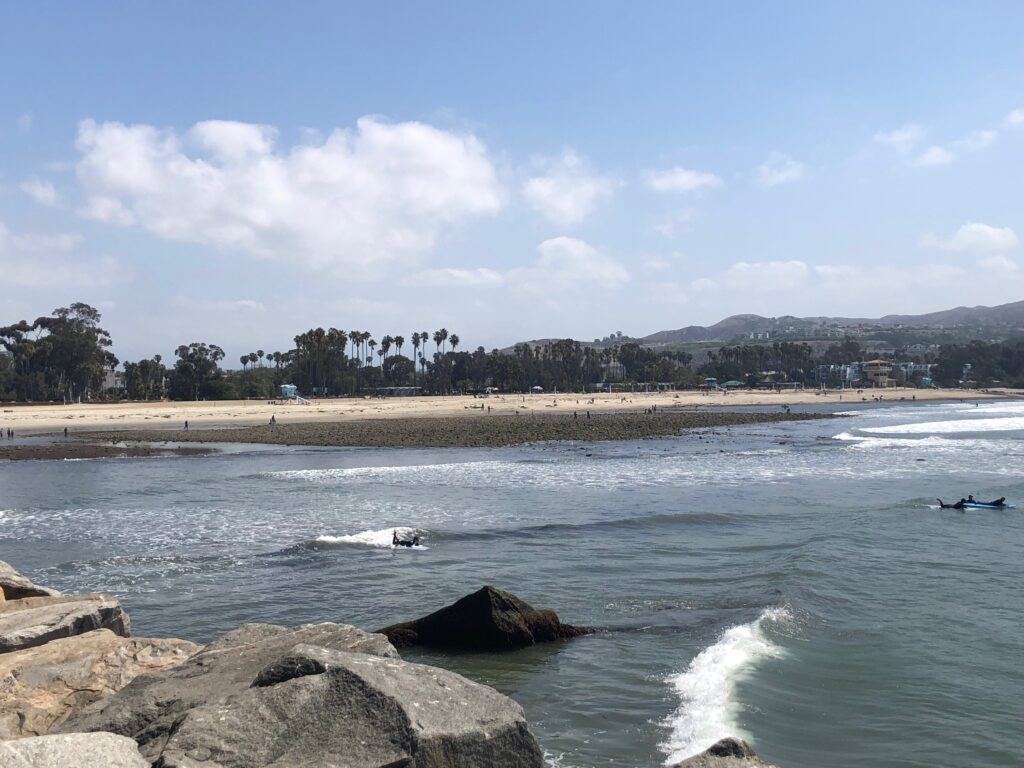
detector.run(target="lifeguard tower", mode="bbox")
[278,383,311,405]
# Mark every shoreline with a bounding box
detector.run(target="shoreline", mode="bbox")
[75,410,834,450]
[0,388,1012,439]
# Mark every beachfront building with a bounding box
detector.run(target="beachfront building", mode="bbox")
[279,384,298,399]
[862,359,894,387]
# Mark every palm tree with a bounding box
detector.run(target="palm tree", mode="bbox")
[239,355,248,372]
[393,335,405,358]
[257,349,265,367]
[433,330,443,358]
[449,334,460,354]
[367,338,377,368]
[380,335,393,367]
[439,328,449,355]
[420,330,429,375]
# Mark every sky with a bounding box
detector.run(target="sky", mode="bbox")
[2,1,1024,363]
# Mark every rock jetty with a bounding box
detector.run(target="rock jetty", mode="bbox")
[0,563,549,767]
[378,585,592,650]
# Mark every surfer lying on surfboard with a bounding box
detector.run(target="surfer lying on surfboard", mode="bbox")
[937,496,1009,509]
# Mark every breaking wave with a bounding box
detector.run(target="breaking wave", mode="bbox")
[660,607,790,765]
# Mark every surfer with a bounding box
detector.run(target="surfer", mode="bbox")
[392,530,420,548]
[936,498,967,510]
[987,497,1007,507]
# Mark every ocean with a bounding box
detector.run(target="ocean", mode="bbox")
[2,400,1022,767]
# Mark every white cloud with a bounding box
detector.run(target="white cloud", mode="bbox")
[645,165,722,193]
[653,208,695,238]
[914,145,954,166]
[404,267,505,288]
[952,129,996,152]
[978,254,1019,273]
[0,221,117,289]
[20,177,59,207]
[521,150,614,226]
[405,237,629,294]
[1003,108,1024,128]
[75,116,504,271]
[920,222,1018,253]
[873,124,923,153]
[755,153,804,187]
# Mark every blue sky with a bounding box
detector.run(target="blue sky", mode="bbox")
[2,2,1023,362]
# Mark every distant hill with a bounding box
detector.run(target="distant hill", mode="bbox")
[508,301,1024,351]
[637,300,1024,346]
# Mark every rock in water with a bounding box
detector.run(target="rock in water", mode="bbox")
[0,595,129,653]
[0,732,148,768]
[671,738,780,768]
[0,628,199,739]
[60,622,544,767]
[0,560,60,600]
[377,585,591,650]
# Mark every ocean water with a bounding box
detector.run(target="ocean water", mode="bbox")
[2,400,1023,767]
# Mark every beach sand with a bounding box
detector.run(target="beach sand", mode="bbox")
[0,388,1010,437]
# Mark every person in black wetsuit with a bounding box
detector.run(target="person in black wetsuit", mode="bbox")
[937,498,967,509]
[392,530,419,547]
[987,497,1007,507]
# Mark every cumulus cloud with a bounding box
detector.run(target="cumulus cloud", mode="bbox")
[644,166,722,193]
[952,129,997,152]
[406,267,505,288]
[873,124,923,153]
[20,177,59,207]
[0,221,117,289]
[521,150,614,226]
[754,153,804,187]
[74,116,504,271]
[1003,108,1024,128]
[920,222,1018,253]
[404,237,629,294]
[914,145,954,166]
[660,256,1024,320]
[653,208,695,238]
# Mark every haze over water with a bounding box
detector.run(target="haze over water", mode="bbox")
[3,400,1022,767]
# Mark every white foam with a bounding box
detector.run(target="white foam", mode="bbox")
[661,607,789,765]
[861,415,1024,435]
[315,527,423,549]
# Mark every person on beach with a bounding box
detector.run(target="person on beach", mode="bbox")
[184,420,189,430]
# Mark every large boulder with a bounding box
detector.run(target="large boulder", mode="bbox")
[0,731,148,768]
[377,585,592,650]
[0,628,199,739]
[0,560,60,601]
[671,738,779,768]
[61,623,544,767]
[0,594,129,654]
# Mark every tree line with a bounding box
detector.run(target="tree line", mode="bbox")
[2,303,1019,402]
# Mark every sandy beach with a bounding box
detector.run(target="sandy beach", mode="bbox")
[0,388,1010,437]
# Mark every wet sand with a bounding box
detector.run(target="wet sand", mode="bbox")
[80,410,834,449]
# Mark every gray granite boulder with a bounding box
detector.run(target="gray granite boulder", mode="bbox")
[0,560,60,600]
[0,731,148,767]
[0,628,199,739]
[671,738,779,768]
[0,594,129,653]
[62,622,544,767]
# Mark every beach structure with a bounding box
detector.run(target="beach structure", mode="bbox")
[862,359,894,387]
[278,383,311,404]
